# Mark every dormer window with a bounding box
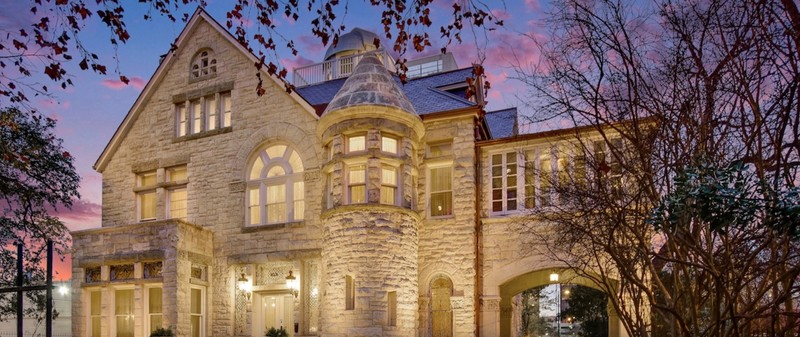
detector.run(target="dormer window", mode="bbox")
[191,50,217,79]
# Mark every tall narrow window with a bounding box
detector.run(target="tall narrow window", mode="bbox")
[593,140,607,188]
[148,287,163,334]
[381,166,397,205]
[348,165,366,204]
[89,290,101,337]
[381,136,398,154]
[609,138,624,196]
[388,291,397,326]
[348,135,366,152]
[205,95,217,131]
[539,150,553,207]
[190,287,205,337]
[345,276,355,310]
[429,166,452,216]
[524,150,537,208]
[221,92,232,128]
[166,166,188,219]
[246,145,305,226]
[574,146,587,187]
[177,104,187,137]
[115,289,134,337]
[138,171,157,221]
[491,152,518,213]
[192,100,202,134]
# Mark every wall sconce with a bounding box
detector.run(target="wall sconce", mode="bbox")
[237,273,252,301]
[286,270,299,298]
[549,272,559,283]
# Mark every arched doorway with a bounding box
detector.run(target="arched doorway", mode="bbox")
[498,269,625,337]
[431,276,453,337]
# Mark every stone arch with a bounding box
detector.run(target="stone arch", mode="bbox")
[492,267,625,337]
[231,123,321,181]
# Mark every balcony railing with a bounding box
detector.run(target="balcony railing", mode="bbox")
[292,50,396,87]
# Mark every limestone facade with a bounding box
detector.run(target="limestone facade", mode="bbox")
[71,8,625,337]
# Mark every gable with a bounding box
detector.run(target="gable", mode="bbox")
[93,8,316,172]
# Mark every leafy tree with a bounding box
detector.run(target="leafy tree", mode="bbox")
[516,0,800,336]
[0,107,79,320]
[0,0,504,107]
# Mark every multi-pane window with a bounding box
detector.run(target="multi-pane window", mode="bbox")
[381,166,397,205]
[348,165,366,204]
[175,92,232,137]
[147,287,163,334]
[246,145,305,226]
[115,289,134,337]
[137,171,157,221]
[538,149,553,207]
[491,153,518,213]
[89,290,101,337]
[381,136,398,154]
[191,50,217,79]
[166,166,188,219]
[429,166,453,217]
[190,287,205,337]
[348,135,366,152]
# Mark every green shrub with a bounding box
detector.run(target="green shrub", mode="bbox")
[265,327,288,337]
[150,328,175,337]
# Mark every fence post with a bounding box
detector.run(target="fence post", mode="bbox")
[16,244,22,337]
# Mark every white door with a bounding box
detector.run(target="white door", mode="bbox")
[261,294,294,336]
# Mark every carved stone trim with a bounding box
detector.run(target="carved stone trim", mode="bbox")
[229,181,246,193]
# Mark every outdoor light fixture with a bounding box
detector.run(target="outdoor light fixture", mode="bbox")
[549,272,559,282]
[237,273,252,301]
[286,270,299,298]
[58,285,69,296]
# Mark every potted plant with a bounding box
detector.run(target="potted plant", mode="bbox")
[150,327,175,337]
[265,327,288,337]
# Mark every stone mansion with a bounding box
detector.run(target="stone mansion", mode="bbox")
[70,8,628,337]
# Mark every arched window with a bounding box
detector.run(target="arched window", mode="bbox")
[247,144,305,226]
[191,50,217,79]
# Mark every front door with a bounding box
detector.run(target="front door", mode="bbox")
[257,293,294,336]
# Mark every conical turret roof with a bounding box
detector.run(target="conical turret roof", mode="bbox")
[322,54,417,116]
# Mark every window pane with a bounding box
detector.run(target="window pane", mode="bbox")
[191,316,201,337]
[140,191,156,220]
[382,167,396,185]
[149,287,163,314]
[90,291,101,315]
[177,105,187,137]
[382,136,398,154]
[430,167,452,192]
[348,135,365,152]
[249,186,260,225]
[139,171,157,187]
[288,150,303,172]
[267,165,286,177]
[91,317,101,337]
[349,166,365,184]
[267,184,286,203]
[266,145,287,160]
[294,181,304,220]
[430,191,452,216]
[192,100,202,133]
[350,185,365,204]
[150,315,163,334]
[381,186,396,205]
[206,96,217,130]
[267,184,286,223]
[222,93,231,127]
[267,203,287,223]
[250,157,264,180]
[191,288,202,314]
[116,289,134,337]
[167,166,187,182]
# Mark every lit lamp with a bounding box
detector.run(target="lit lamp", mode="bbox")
[237,273,252,301]
[58,285,69,296]
[286,270,299,298]
[549,272,559,283]
[549,271,562,337]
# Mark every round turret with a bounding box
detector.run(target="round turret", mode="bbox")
[324,28,381,60]
[317,53,422,336]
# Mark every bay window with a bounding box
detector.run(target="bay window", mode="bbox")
[348,165,366,204]
[381,136,398,154]
[347,135,366,152]
[381,166,397,205]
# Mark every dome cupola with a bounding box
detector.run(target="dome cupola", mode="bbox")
[323,28,381,60]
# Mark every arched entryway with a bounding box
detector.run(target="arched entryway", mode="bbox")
[497,269,625,337]
[431,276,454,337]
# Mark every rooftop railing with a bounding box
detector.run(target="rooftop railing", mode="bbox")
[292,50,396,87]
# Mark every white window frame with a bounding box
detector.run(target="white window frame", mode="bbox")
[245,144,305,226]
[380,165,399,205]
[489,151,522,214]
[175,91,231,137]
[176,104,188,137]
[111,285,135,337]
[427,161,453,218]
[145,285,164,335]
[191,50,217,79]
[190,285,207,337]
[166,165,188,220]
[381,135,398,154]
[346,163,367,204]
[221,92,232,128]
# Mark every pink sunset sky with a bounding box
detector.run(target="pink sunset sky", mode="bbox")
[0,0,552,279]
